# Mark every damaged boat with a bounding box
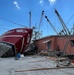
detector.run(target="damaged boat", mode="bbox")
[0,28,33,57]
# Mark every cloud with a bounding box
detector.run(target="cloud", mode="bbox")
[48,0,56,5]
[13,1,20,9]
[40,0,43,4]
[39,0,56,6]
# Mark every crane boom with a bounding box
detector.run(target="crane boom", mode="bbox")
[45,15,58,34]
[55,9,71,35]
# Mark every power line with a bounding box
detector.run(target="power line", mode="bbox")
[0,25,9,30]
[0,23,9,30]
[0,17,27,27]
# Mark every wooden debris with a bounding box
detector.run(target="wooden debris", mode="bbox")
[15,66,74,72]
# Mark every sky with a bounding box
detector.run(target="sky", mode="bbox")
[0,0,74,36]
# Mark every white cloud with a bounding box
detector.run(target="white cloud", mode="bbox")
[49,0,56,5]
[40,0,43,4]
[13,1,20,9]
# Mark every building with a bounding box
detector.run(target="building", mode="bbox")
[35,35,74,56]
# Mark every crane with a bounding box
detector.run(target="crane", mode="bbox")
[45,15,58,35]
[55,9,71,35]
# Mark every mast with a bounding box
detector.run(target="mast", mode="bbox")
[45,15,58,35]
[29,11,31,28]
[38,10,44,32]
[55,9,71,35]
[71,24,74,35]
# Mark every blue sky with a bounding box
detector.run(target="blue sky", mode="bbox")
[0,0,74,36]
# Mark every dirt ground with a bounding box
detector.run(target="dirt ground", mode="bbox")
[0,55,74,75]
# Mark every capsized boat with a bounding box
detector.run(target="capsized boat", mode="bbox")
[0,28,33,57]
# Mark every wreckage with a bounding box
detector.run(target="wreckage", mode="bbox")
[0,28,33,57]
